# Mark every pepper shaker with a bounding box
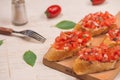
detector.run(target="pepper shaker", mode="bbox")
[12,0,28,26]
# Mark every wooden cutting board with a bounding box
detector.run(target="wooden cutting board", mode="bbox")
[43,12,120,80]
[43,35,120,80]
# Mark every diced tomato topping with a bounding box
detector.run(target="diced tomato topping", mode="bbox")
[82,11,115,29]
[78,44,120,62]
[53,30,91,51]
[108,28,120,42]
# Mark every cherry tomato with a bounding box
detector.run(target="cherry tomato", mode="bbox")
[45,5,61,18]
[91,0,105,5]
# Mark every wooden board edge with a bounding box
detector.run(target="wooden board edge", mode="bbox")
[42,57,100,80]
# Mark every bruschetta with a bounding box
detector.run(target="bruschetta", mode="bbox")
[74,11,116,36]
[45,30,92,61]
[73,44,120,75]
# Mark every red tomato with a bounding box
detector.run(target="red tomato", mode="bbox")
[45,5,61,18]
[91,0,105,5]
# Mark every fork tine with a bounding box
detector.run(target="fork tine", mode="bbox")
[28,31,46,43]
[15,30,46,43]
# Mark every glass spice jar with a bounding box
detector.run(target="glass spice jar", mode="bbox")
[12,0,28,26]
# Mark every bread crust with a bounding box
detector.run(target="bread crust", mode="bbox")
[73,58,116,75]
[74,21,117,37]
[45,47,80,61]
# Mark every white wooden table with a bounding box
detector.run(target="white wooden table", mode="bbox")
[0,0,120,80]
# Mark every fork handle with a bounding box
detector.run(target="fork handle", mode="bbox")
[0,27,13,35]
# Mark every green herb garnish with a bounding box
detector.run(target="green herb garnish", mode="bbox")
[0,40,4,46]
[56,20,76,29]
[23,50,37,67]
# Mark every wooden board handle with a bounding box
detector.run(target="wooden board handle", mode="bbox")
[0,27,13,35]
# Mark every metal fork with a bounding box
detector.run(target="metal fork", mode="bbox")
[0,27,46,43]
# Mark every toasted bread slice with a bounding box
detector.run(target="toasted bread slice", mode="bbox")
[73,44,120,75]
[45,30,91,61]
[74,22,117,37]
[73,58,116,75]
[74,11,116,37]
